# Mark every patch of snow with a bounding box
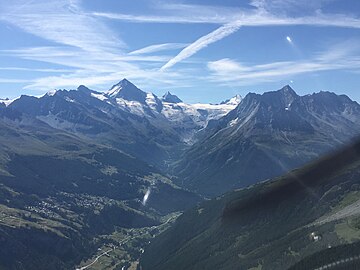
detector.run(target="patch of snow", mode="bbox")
[146,93,156,105]
[226,95,242,106]
[116,98,145,115]
[65,97,75,103]
[192,102,237,122]
[0,98,17,107]
[107,85,122,98]
[145,93,160,111]
[46,89,57,96]
[91,93,108,101]
[161,98,239,128]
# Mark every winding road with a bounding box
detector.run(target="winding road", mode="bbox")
[75,215,177,270]
[75,249,113,270]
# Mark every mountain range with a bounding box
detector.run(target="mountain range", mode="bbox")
[2,79,240,168]
[172,85,360,196]
[0,79,239,269]
[1,79,360,269]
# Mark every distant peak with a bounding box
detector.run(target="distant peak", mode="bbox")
[162,91,182,103]
[108,78,136,92]
[77,85,90,92]
[0,97,16,107]
[106,78,147,103]
[282,84,292,89]
[46,89,57,97]
[279,85,297,95]
[117,78,131,86]
[220,94,242,105]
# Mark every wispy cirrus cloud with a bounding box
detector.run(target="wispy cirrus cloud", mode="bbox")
[160,21,242,71]
[0,67,73,73]
[22,66,197,92]
[1,0,360,95]
[0,0,188,92]
[159,10,360,70]
[0,78,31,83]
[94,8,360,28]
[92,3,248,24]
[129,43,188,55]
[92,12,219,24]
[0,0,124,52]
[207,41,360,85]
[95,1,360,71]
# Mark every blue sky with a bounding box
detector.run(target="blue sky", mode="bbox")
[0,0,360,103]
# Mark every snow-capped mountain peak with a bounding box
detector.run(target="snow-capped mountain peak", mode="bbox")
[220,94,242,106]
[0,98,17,107]
[46,89,57,97]
[226,95,242,106]
[106,78,147,103]
[162,91,183,103]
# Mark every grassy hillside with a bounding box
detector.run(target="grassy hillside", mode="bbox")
[140,138,360,270]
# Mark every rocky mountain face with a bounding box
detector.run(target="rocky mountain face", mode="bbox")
[3,82,360,197]
[172,85,360,196]
[140,139,360,270]
[162,91,183,103]
[6,79,240,168]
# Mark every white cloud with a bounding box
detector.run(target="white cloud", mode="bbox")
[21,62,198,92]
[160,21,242,71]
[0,67,73,73]
[92,2,360,29]
[249,0,332,15]
[0,0,124,52]
[132,2,360,70]
[207,58,250,73]
[207,42,360,85]
[0,78,30,83]
[0,1,190,91]
[1,0,360,93]
[92,12,223,24]
[129,43,188,55]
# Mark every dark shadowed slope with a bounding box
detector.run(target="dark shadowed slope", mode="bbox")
[141,138,360,270]
[173,86,360,196]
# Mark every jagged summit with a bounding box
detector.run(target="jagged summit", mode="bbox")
[46,89,58,97]
[280,84,296,93]
[278,84,298,102]
[162,91,182,103]
[106,78,147,103]
[239,85,299,110]
[264,84,298,98]
[77,85,90,92]
[77,85,97,95]
[220,94,242,105]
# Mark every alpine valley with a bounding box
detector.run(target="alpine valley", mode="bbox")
[1,79,360,270]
